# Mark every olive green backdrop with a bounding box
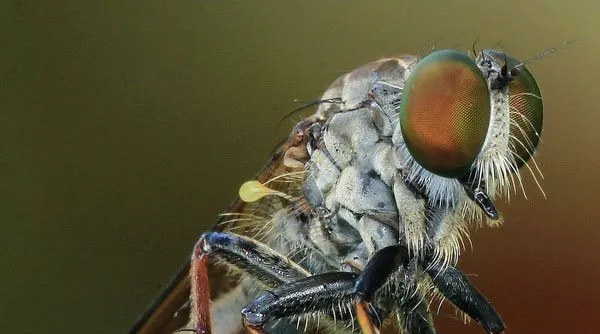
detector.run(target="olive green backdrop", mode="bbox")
[2,1,598,333]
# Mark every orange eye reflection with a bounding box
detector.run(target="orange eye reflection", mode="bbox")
[399,49,491,178]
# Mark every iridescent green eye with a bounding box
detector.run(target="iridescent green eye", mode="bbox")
[484,50,543,167]
[399,49,491,178]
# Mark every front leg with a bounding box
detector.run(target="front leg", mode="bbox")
[241,244,505,334]
[190,232,311,334]
[241,245,416,334]
[353,245,410,334]
[426,262,504,334]
[242,272,360,333]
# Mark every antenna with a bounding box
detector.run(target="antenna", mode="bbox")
[513,40,579,70]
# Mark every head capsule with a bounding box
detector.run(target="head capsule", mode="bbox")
[397,48,544,205]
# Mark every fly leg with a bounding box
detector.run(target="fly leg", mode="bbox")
[425,261,505,334]
[190,231,311,334]
[354,247,436,334]
[241,245,416,334]
[354,245,439,334]
[352,245,418,334]
[241,272,360,333]
[391,254,504,334]
[190,243,210,334]
[236,244,503,334]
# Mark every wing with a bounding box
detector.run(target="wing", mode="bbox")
[130,125,315,334]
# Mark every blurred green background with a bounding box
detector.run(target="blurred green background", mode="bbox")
[1,1,598,333]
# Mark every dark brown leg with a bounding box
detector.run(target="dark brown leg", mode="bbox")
[190,239,211,334]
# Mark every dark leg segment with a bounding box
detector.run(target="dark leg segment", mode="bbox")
[241,245,414,334]
[190,232,311,334]
[200,232,310,286]
[354,245,437,334]
[192,231,503,334]
[242,272,358,332]
[426,262,505,334]
[353,245,409,334]
[354,245,408,300]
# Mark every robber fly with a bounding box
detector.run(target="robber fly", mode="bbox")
[131,47,545,334]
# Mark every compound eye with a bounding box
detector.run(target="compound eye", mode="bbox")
[511,68,543,166]
[399,49,491,178]
[487,50,543,166]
